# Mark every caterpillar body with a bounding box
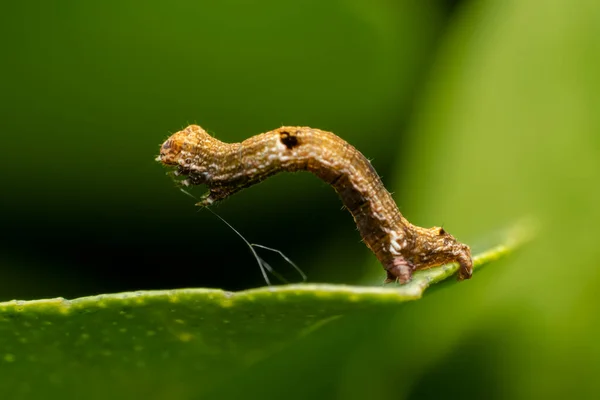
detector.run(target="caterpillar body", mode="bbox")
[158,125,472,283]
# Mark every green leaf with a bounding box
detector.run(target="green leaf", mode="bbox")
[0,224,527,399]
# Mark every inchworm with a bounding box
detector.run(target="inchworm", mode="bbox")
[157,125,473,284]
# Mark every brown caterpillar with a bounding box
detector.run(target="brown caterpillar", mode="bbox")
[157,125,473,284]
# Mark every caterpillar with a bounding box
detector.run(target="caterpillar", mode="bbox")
[157,125,472,284]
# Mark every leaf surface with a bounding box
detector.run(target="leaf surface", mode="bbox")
[0,228,526,399]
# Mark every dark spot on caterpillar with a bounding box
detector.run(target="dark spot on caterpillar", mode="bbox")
[439,228,446,235]
[279,131,299,149]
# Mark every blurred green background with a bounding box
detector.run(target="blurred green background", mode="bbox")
[2,0,600,399]
[0,0,454,298]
